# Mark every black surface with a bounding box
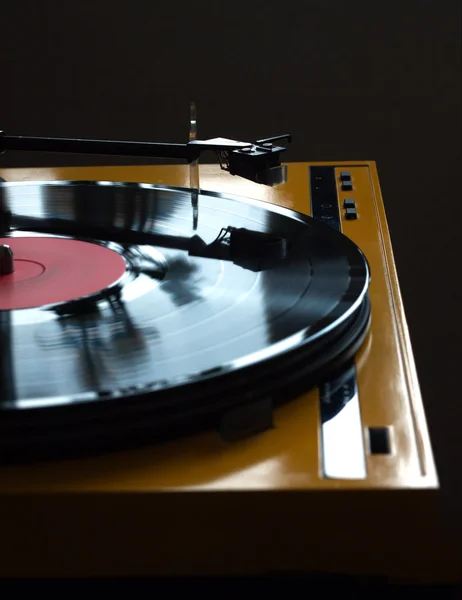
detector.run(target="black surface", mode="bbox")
[0,577,459,596]
[367,427,392,455]
[0,181,370,461]
[309,166,341,230]
[0,0,460,557]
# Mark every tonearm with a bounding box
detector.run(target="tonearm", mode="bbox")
[0,131,291,186]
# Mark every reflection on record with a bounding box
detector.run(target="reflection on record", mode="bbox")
[0,181,370,460]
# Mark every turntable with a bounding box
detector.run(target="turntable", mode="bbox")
[0,114,458,581]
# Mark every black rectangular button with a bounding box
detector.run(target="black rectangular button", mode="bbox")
[341,181,353,191]
[340,171,351,181]
[343,198,355,208]
[367,427,392,454]
[344,207,357,220]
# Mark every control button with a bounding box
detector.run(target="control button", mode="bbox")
[367,427,392,455]
[340,171,351,181]
[344,207,357,220]
[343,198,355,208]
[341,181,353,191]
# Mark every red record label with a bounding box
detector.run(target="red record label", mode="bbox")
[0,237,127,310]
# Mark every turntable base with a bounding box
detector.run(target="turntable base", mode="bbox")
[0,162,457,582]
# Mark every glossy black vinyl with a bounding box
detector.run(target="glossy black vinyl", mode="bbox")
[0,181,370,461]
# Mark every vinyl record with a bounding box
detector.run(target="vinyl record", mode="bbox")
[0,181,370,461]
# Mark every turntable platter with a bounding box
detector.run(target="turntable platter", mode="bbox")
[0,181,370,460]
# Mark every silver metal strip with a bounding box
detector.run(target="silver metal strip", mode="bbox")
[320,363,366,480]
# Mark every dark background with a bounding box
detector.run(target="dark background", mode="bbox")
[1,0,461,539]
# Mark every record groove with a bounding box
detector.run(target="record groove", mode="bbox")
[0,181,371,461]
